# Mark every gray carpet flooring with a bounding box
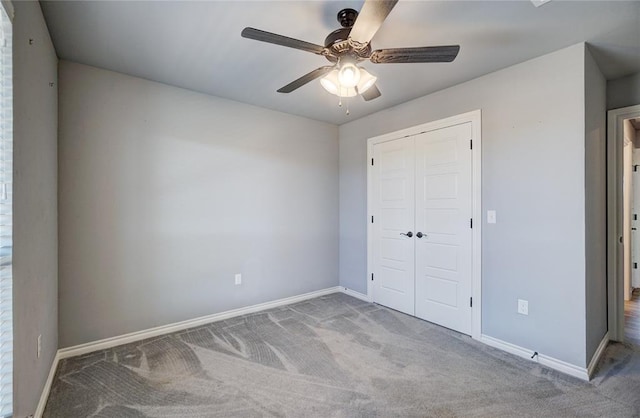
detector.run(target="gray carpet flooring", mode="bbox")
[43,293,640,417]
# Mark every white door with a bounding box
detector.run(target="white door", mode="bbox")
[633,148,640,288]
[414,123,473,334]
[372,137,415,315]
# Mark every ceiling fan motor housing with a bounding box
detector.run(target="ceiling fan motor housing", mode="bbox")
[324,9,372,62]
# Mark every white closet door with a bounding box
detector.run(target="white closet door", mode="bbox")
[414,123,473,334]
[372,137,415,315]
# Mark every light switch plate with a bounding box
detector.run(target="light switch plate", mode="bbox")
[487,210,497,224]
[234,274,242,285]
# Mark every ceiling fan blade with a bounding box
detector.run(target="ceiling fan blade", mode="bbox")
[241,27,327,55]
[277,66,334,93]
[370,45,460,64]
[361,84,381,101]
[349,0,398,49]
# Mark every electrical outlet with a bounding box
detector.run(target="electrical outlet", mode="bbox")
[234,274,242,285]
[37,334,42,359]
[517,299,529,315]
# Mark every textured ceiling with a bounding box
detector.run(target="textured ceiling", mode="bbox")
[40,0,640,125]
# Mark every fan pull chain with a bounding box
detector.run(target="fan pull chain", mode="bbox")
[336,93,350,116]
[337,97,350,115]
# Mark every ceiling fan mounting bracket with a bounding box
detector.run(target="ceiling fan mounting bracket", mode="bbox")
[337,8,358,28]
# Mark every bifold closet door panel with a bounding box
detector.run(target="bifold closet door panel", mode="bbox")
[414,122,473,335]
[372,137,416,315]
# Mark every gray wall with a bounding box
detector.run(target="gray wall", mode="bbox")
[339,43,589,367]
[584,46,607,363]
[58,61,339,347]
[13,1,58,416]
[607,72,640,110]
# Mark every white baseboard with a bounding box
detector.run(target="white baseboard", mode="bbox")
[58,286,342,359]
[34,351,61,418]
[36,285,346,417]
[34,287,609,416]
[341,287,372,302]
[480,334,590,381]
[587,332,609,378]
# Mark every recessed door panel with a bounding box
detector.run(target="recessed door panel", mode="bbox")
[380,208,408,229]
[425,276,458,308]
[424,208,460,236]
[424,243,458,272]
[424,139,458,166]
[381,237,408,263]
[380,266,410,294]
[381,179,407,201]
[424,174,458,200]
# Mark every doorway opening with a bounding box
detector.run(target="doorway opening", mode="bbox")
[607,105,640,346]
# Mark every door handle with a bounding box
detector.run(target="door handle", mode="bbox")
[416,232,425,238]
[400,231,413,238]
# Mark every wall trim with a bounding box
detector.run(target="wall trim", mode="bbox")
[34,351,60,418]
[35,287,607,415]
[366,109,482,340]
[57,286,342,360]
[480,334,589,381]
[35,286,347,416]
[587,332,609,378]
[341,287,372,302]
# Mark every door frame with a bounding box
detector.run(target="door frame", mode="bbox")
[607,104,640,342]
[366,110,482,340]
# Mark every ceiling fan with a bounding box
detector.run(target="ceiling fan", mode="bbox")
[241,0,460,105]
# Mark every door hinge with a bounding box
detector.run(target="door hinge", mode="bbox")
[470,218,473,229]
[371,273,374,281]
[470,297,473,307]
[470,139,473,150]
[371,158,374,166]
[635,165,639,172]
[371,215,374,223]
[635,263,638,270]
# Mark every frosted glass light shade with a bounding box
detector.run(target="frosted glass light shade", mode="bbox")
[356,68,377,94]
[338,63,361,88]
[320,70,357,97]
[320,70,339,95]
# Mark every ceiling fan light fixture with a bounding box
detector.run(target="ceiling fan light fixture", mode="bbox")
[243,1,462,110]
